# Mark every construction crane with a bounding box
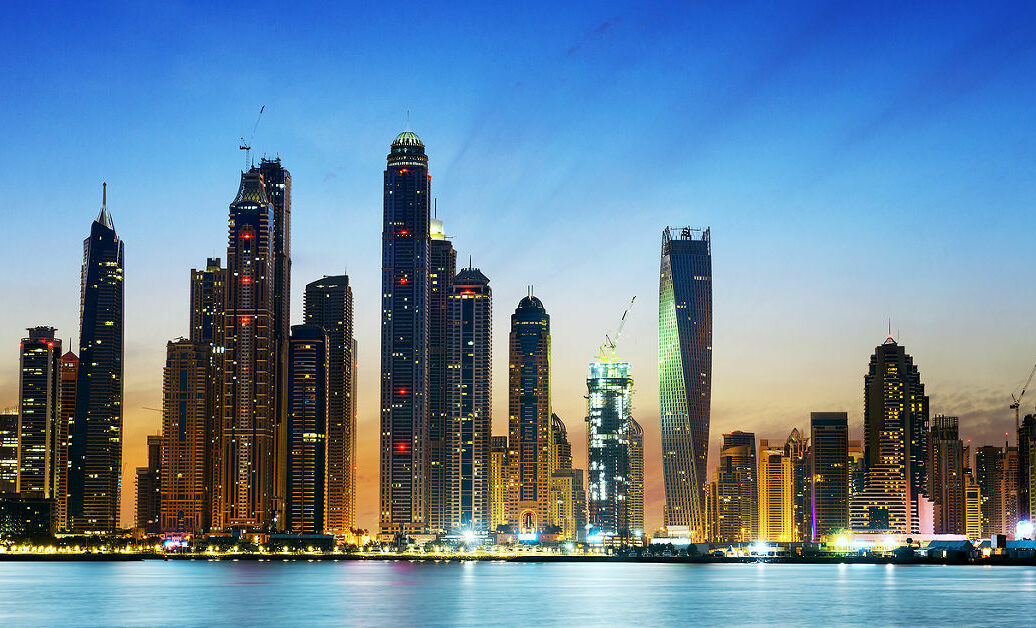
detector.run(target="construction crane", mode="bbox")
[1010,362,1036,432]
[599,296,636,362]
[239,105,265,168]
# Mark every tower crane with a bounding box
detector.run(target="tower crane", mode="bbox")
[1010,362,1036,432]
[239,105,265,168]
[599,296,636,361]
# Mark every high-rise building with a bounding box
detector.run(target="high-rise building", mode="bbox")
[586,358,635,539]
[427,217,457,534]
[17,327,61,501]
[507,295,552,534]
[975,445,1004,536]
[190,258,226,344]
[548,414,586,542]
[658,226,712,538]
[490,436,509,532]
[160,339,209,535]
[713,432,757,543]
[380,131,432,536]
[758,440,794,542]
[56,351,77,531]
[218,168,276,530]
[70,186,125,533]
[189,258,224,532]
[928,415,966,535]
[628,417,644,538]
[286,325,329,535]
[446,267,491,533]
[1020,415,1036,522]
[965,471,982,541]
[258,158,292,532]
[0,413,17,494]
[850,336,929,534]
[303,275,356,535]
[135,435,161,534]
[784,428,810,542]
[848,440,865,499]
[811,412,848,540]
[1004,445,1019,536]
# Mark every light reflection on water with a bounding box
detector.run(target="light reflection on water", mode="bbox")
[0,561,1032,626]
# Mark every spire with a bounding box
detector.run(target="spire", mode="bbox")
[96,182,115,230]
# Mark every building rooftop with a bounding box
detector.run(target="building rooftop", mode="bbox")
[393,131,423,147]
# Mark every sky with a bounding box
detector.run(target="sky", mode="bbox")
[2,1,1036,531]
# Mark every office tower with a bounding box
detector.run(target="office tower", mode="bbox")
[427,217,457,533]
[507,294,552,534]
[928,415,966,535]
[965,471,982,541]
[1004,446,1019,536]
[56,352,77,531]
[851,336,929,534]
[551,469,583,541]
[286,325,329,535]
[551,414,573,473]
[586,358,635,539]
[70,186,125,533]
[713,432,757,543]
[219,168,276,530]
[0,413,17,493]
[135,435,161,534]
[658,226,712,538]
[703,481,718,542]
[189,258,225,531]
[258,158,292,532]
[17,327,61,499]
[160,339,209,535]
[758,440,794,542]
[848,440,865,499]
[303,275,356,534]
[975,446,1004,536]
[446,266,491,533]
[784,428,810,542]
[380,131,432,536]
[628,418,644,538]
[811,412,849,540]
[490,436,508,531]
[190,258,226,344]
[1020,415,1036,521]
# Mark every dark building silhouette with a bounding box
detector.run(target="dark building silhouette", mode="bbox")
[1020,414,1036,523]
[218,168,276,530]
[70,186,125,533]
[507,295,552,534]
[427,217,456,534]
[811,412,848,540]
[446,267,491,533]
[928,415,966,535]
[286,325,329,535]
[380,131,432,536]
[135,435,161,534]
[160,339,209,535]
[303,275,356,535]
[18,327,61,502]
[57,351,77,531]
[0,413,17,494]
[784,428,810,542]
[189,258,225,531]
[658,226,712,537]
[975,445,1004,536]
[190,258,225,345]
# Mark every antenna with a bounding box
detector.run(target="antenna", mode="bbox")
[469,254,472,269]
[102,182,106,207]
[239,105,265,168]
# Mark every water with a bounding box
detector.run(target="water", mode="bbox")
[0,560,1032,626]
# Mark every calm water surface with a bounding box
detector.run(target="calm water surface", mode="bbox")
[0,560,1032,626]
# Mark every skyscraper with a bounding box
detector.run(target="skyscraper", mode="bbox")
[70,185,124,533]
[490,436,509,532]
[975,445,1004,536]
[135,435,161,534]
[160,339,209,535]
[17,327,61,499]
[928,415,966,535]
[1019,414,1036,522]
[446,267,491,533]
[628,417,644,538]
[190,258,226,345]
[286,324,329,535]
[658,226,712,538]
[811,412,848,540]
[57,351,77,531]
[586,358,635,540]
[507,295,552,535]
[850,336,929,534]
[784,428,810,542]
[549,414,587,542]
[189,258,224,532]
[380,131,432,537]
[427,217,456,533]
[1004,445,1020,536]
[303,275,356,535]
[758,440,794,542]
[219,168,276,530]
[258,157,292,532]
[965,472,982,541]
[848,440,865,499]
[713,432,757,543]
[0,412,17,494]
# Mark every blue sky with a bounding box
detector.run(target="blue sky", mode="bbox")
[2,1,1036,529]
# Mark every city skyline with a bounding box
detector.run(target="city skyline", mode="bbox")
[4,3,1036,532]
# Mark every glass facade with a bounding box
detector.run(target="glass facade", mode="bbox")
[286,324,329,535]
[586,360,634,539]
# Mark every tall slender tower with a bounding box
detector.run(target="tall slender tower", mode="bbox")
[975,446,1004,536]
[928,415,966,535]
[446,266,492,533]
[286,324,329,534]
[427,217,457,533]
[57,351,78,531]
[17,327,62,499]
[0,412,17,494]
[658,226,712,538]
[258,158,291,530]
[70,185,125,533]
[758,440,794,542]
[219,168,276,530]
[189,258,225,531]
[490,436,509,531]
[784,428,810,542]
[628,417,644,538]
[380,131,432,536]
[585,358,634,540]
[303,275,356,534]
[160,339,209,535]
[507,295,552,534]
[811,412,848,540]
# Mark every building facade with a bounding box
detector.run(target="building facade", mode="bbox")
[160,339,209,535]
[135,435,161,534]
[56,351,77,531]
[586,359,635,540]
[811,412,849,540]
[490,436,509,531]
[628,417,644,538]
[286,325,329,535]
[758,440,795,542]
[427,217,456,533]
[713,433,757,543]
[928,415,966,535]
[0,413,16,494]
[17,327,61,500]
[975,445,1004,536]
[658,226,712,537]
